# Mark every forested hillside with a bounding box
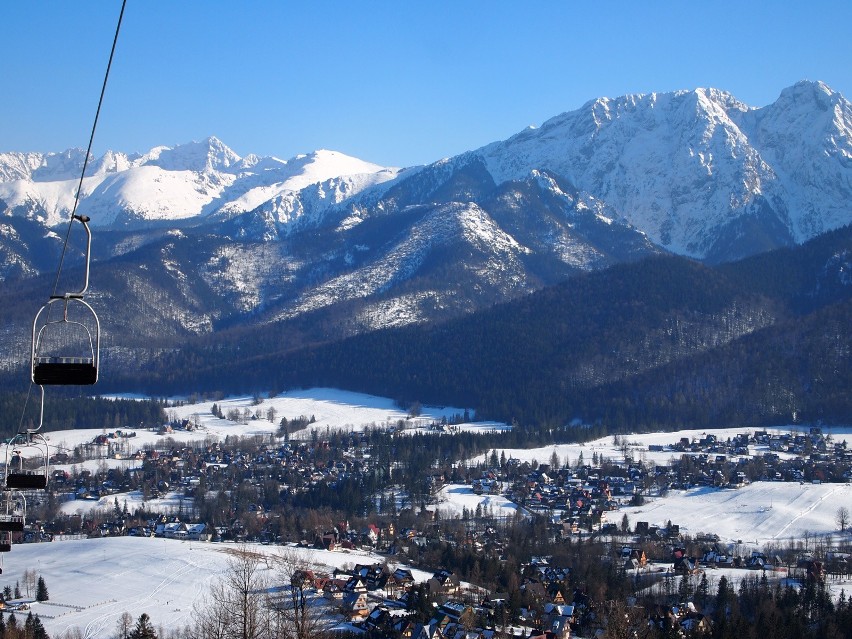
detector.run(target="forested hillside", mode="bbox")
[89,225,852,430]
[0,392,165,439]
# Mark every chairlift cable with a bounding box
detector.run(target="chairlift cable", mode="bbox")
[50,0,128,298]
[22,0,126,409]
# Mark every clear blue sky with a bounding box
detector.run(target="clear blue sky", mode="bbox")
[2,1,850,168]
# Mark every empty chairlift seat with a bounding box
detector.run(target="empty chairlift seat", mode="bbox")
[0,515,24,532]
[5,473,48,490]
[31,297,100,387]
[31,214,99,387]
[33,356,98,386]
[5,433,50,491]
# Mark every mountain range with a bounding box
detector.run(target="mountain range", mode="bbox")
[0,80,850,422]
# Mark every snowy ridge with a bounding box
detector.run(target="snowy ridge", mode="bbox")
[737,81,852,241]
[475,81,852,259]
[1,82,849,258]
[0,137,399,229]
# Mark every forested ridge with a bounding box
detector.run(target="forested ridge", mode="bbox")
[88,226,852,430]
[4,226,849,432]
[0,392,165,439]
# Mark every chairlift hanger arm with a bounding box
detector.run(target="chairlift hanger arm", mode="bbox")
[51,214,93,300]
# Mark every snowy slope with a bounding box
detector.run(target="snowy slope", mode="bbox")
[4,536,428,639]
[736,81,852,241]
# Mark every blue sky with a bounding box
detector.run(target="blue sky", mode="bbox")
[2,1,850,168]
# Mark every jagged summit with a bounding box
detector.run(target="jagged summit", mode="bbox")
[0,138,399,228]
[143,136,241,173]
[474,80,852,260]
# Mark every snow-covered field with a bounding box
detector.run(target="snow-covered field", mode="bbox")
[469,425,852,470]
[621,482,852,549]
[5,388,851,637]
[431,484,520,520]
[2,536,424,639]
[45,387,471,458]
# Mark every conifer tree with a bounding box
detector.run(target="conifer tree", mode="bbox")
[129,613,157,639]
[36,575,49,602]
[31,613,49,639]
[697,571,709,606]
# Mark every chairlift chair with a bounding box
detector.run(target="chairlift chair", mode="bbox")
[0,493,25,532]
[0,532,11,553]
[31,215,100,386]
[4,432,49,491]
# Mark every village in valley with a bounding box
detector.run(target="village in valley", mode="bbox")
[3,391,849,639]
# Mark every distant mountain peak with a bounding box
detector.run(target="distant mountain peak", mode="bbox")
[144,136,242,173]
[777,79,835,104]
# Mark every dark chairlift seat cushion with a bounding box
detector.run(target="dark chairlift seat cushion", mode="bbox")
[0,519,23,532]
[0,544,10,553]
[33,362,97,385]
[6,474,48,490]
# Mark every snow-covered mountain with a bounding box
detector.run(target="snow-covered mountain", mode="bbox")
[474,80,852,261]
[0,81,850,370]
[2,81,850,256]
[0,137,400,227]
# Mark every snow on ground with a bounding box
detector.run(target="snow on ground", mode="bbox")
[1,536,426,639]
[430,484,520,520]
[8,388,852,633]
[59,489,185,518]
[464,425,852,548]
[469,425,852,470]
[39,390,852,548]
[620,482,852,549]
[165,387,469,435]
[30,387,474,462]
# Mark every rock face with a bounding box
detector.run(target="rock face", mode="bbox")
[475,81,852,262]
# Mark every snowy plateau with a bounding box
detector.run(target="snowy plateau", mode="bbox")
[0,80,851,342]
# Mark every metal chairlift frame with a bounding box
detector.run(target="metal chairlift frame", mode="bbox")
[31,214,100,386]
[4,428,50,491]
[0,492,25,533]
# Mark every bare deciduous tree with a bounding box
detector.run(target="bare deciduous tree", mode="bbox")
[837,506,850,532]
[268,548,333,639]
[22,569,36,598]
[191,547,269,639]
[116,611,134,639]
[190,546,333,639]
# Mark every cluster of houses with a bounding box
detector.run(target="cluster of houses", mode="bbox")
[289,556,584,639]
[17,418,851,639]
[658,428,852,486]
[491,428,851,542]
[501,462,629,537]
